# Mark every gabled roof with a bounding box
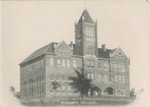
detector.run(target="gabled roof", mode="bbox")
[20,41,75,65]
[20,42,55,65]
[78,9,94,24]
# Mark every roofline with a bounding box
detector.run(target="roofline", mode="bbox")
[55,40,72,50]
[19,54,46,66]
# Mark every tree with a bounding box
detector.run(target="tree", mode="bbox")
[68,68,92,100]
[51,81,60,92]
[130,88,136,100]
[10,86,15,94]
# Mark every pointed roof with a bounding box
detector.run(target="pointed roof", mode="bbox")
[78,9,94,24]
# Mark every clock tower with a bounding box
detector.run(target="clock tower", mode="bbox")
[75,9,98,57]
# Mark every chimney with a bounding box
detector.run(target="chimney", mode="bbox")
[102,44,106,52]
[70,41,73,50]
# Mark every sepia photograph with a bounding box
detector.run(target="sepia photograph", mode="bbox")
[1,0,150,107]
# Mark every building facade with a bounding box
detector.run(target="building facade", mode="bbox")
[20,9,130,100]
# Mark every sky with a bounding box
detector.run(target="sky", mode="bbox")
[1,0,150,107]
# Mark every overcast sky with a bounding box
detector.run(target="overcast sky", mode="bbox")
[1,0,150,106]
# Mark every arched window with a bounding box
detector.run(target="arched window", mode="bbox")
[105,87,115,95]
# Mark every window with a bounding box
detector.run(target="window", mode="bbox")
[73,60,76,68]
[39,60,42,67]
[91,61,94,68]
[114,64,117,71]
[50,58,54,66]
[37,86,39,94]
[87,73,90,79]
[91,74,94,81]
[35,62,37,69]
[122,65,125,72]
[87,61,90,67]
[62,86,65,93]
[57,59,61,67]
[62,60,66,67]
[115,75,118,82]
[42,84,44,93]
[67,60,70,67]
[118,75,121,82]
[39,86,41,94]
[119,64,124,72]
[68,86,71,92]
[85,27,94,36]
[62,76,65,82]
[103,63,108,70]
[122,76,125,83]
[41,59,44,67]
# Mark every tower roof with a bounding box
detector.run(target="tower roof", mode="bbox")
[78,9,94,24]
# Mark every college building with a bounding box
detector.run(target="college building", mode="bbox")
[20,9,130,100]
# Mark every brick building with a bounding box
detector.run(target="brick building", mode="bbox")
[20,9,130,100]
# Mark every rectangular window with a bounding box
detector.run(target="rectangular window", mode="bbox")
[91,61,94,68]
[73,60,76,68]
[57,59,61,67]
[122,65,125,72]
[104,63,108,70]
[68,86,71,92]
[91,74,94,81]
[62,76,65,82]
[118,75,121,83]
[38,61,40,68]
[114,64,118,71]
[62,60,66,67]
[67,60,70,67]
[50,58,54,66]
[118,64,121,71]
[62,86,65,93]
[122,76,125,83]
[86,27,94,36]
[41,59,44,67]
[87,61,90,67]
[115,75,118,82]
[87,73,90,79]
